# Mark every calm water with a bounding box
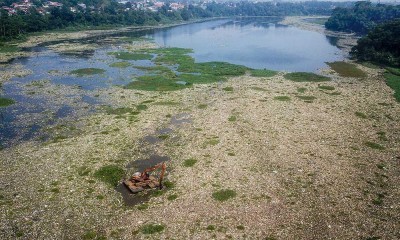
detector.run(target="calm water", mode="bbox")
[147,18,344,72]
[0,17,345,147]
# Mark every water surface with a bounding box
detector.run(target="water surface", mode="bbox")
[147,17,344,72]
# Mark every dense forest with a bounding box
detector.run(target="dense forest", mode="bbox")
[351,19,400,67]
[325,1,400,34]
[324,1,400,66]
[0,0,350,41]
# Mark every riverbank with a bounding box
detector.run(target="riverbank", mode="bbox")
[280,16,359,56]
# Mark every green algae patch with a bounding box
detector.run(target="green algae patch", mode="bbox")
[364,141,385,150]
[284,72,330,82]
[212,189,237,202]
[126,47,250,91]
[0,97,15,107]
[274,96,291,101]
[109,61,131,68]
[140,223,165,234]
[183,158,197,167]
[327,61,367,78]
[179,61,249,76]
[250,69,277,77]
[70,68,105,76]
[108,52,152,60]
[126,76,188,91]
[93,165,124,187]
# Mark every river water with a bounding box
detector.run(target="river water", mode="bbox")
[0,17,344,147]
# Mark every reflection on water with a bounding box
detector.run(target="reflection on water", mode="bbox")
[146,17,344,72]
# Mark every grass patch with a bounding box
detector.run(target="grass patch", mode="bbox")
[104,107,134,115]
[183,158,197,167]
[297,87,307,93]
[228,116,237,122]
[384,72,400,102]
[0,44,20,53]
[385,67,400,76]
[140,223,165,234]
[212,189,237,202]
[327,61,367,78]
[163,181,175,189]
[318,85,335,90]
[167,194,178,201]
[355,111,367,119]
[377,131,388,141]
[206,225,216,231]
[250,69,277,77]
[108,52,152,60]
[297,96,316,101]
[109,61,131,68]
[125,75,188,91]
[284,72,330,82]
[93,165,124,187]
[70,68,105,76]
[0,97,15,107]
[274,96,291,101]
[364,141,385,150]
[198,104,207,109]
[153,101,180,106]
[179,61,249,76]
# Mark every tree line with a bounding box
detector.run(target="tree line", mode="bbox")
[351,19,400,67]
[325,1,400,34]
[324,1,400,66]
[0,1,350,41]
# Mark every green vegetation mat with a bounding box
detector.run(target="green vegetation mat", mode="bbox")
[250,69,278,77]
[0,44,20,53]
[0,97,15,107]
[384,72,400,102]
[284,72,330,82]
[327,62,367,78]
[70,68,106,76]
[126,47,253,91]
[93,165,124,187]
[109,61,131,68]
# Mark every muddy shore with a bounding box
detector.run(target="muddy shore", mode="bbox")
[0,17,399,239]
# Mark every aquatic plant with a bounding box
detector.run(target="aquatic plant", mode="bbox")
[284,72,330,82]
[327,61,367,78]
[70,68,106,76]
[250,69,277,77]
[93,165,124,187]
[212,189,237,201]
[0,97,15,107]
